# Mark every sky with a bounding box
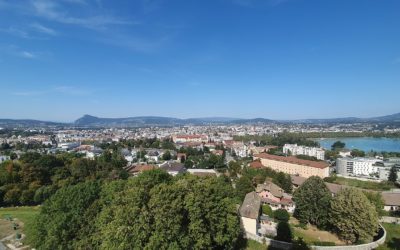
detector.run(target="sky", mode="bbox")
[0,0,399,122]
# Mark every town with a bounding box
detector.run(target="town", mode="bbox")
[0,123,399,249]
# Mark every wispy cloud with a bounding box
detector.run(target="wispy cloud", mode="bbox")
[394,57,400,64]
[0,44,40,59]
[12,90,46,96]
[31,0,134,30]
[19,51,36,59]
[30,22,57,35]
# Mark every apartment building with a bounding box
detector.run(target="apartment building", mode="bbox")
[283,144,325,160]
[336,157,381,176]
[253,153,329,178]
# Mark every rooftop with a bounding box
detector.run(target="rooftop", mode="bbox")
[255,153,329,169]
[239,191,261,219]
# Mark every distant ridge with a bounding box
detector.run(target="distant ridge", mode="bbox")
[1,112,400,128]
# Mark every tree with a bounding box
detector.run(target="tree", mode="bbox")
[388,166,398,183]
[235,176,254,201]
[274,172,293,193]
[331,141,345,151]
[330,188,379,244]
[95,172,240,249]
[29,181,101,249]
[351,149,365,157]
[274,209,289,222]
[293,176,332,228]
[363,191,384,216]
[262,204,273,217]
[162,150,171,161]
[275,221,292,242]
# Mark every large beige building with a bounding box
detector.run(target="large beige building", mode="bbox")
[253,153,329,178]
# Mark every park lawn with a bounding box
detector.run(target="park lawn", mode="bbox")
[0,206,40,241]
[332,177,393,191]
[377,223,400,250]
[289,217,345,246]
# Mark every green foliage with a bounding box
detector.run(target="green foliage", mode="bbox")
[330,188,379,244]
[363,191,385,216]
[0,151,129,206]
[235,176,254,202]
[273,208,289,222]
[275,221,292,242]
[388,166,398,183]
[262,204,273,217]
[29,181,102,249]
[293,176,332,229]
[350,149,366,157]
[234,132,319,147]
[327,176,395,191]
[162,150,172,161]
[292,237,310,250]
[28,171,241,249]
[331,141,345,151]
[275,172,293,193]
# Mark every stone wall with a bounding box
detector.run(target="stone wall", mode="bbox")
[244,225,386,250]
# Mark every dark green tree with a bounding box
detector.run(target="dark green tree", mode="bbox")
[275,221,292,242]
[331,141,345,151]
[293,176,332,228]
[330,188,379,244]
[388,166,398,183]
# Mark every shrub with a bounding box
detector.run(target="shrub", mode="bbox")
[274,209,289,222]
[262,204,273,217]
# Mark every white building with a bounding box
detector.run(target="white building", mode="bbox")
[283,144,325,160]
[336,157,381,176]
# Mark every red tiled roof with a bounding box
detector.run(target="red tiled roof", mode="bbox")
[130,165,156,173]
[254,153,328,169]
[250,161,263,169]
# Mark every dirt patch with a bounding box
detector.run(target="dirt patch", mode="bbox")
[290,217,345,245]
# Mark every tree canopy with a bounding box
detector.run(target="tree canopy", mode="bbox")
[29,170,241,250]
[293,176,332,228]
[330,188,379,244]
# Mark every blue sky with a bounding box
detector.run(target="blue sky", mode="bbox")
[0,0,399,122]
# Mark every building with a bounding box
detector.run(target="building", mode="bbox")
[187,169,219,177]
[172,135,208,144]
[336,157,381,177]
[256,181,295,213]
[159,161,186,176]
[239,192,261,236]
[129,164,157,176]
[253,153,329,178]
[382,191,400,212]
[283,144,325,160]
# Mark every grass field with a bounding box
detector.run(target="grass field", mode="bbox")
[377,223,400,250]
[0,206,40,243]
[289,217,344,246]
[331,177,394,191]
[245,239,266,250]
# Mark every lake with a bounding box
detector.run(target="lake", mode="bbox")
[316,137,400,152]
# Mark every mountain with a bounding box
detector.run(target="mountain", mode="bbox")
[74,115,183,126]
[2,112,400,128]
[73,115,277,127]
[0,119,65,128]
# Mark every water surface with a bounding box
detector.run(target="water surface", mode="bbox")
[316,137,400,152]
